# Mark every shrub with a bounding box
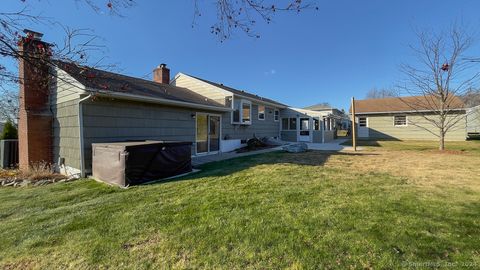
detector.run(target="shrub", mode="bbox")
[19,162,65,181]
[247,137,266,150]
[1,120,18,140]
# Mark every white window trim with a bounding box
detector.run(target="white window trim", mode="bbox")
[258,105,265,121]
[241,100,252,124]
[393,115,408,127]
[274,109,279,122]
[231,98,252,125]
[358,117,368,127]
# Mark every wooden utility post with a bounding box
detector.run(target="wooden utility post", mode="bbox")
[351,97,357,151]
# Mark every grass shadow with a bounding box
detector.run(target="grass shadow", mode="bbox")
[146,150,379,186]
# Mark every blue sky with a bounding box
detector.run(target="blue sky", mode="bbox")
[3,0,480,110]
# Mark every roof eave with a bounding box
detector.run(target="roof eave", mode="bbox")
[85,87,233,112]
[353,108,466,115]
[233,93,287,109]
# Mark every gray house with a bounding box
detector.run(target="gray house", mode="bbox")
[18,30,339,177]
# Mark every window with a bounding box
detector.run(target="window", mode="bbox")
[232,99,252,124]
[242,102,251,123]
[289,118,297,130]
[394,115,407,126]
[323,118,330,131]
[274,109,279,121]
[225,96,233,108]
[358,117,367,127]
[282,118,289,130]
[313,118,320,130]
[233,108,240,122]
[281,118,297,130]
[258,105,265,120]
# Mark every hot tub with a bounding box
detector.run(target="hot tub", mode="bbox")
[92,141,192,187]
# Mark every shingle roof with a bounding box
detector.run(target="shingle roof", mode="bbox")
[54,61,227,109]
[352,95,465,114]
[303,103,333,111]
[185,74,287,108]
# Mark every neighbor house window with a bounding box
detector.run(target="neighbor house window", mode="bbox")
[232,99,252,124]
[258,105,265,120]
[289,118,297,130]
[358,117,367,127]
[282,118,289,130]
[394,115,407,126]
[274,109,279,122]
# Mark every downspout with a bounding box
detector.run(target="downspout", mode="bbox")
[78,94,92,178]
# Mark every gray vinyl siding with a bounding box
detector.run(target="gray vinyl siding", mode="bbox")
[359,113,467,141]
[323,130,335,142]
[52,99,81,170]
[281,131,297,142]
[222,100,280,140]
[313,131,322,143]
[50,68,83,172]
[81,98,221,173]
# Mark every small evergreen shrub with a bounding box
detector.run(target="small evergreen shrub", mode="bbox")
[1,120,18,140]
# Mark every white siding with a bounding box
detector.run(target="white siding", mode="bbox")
[171,73,230,105]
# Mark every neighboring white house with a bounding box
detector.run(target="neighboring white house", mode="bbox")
[467,105,480,138]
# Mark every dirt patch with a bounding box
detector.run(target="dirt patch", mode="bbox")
[427,149,466,155]
[323,149,480,192]
[122,234,165,251]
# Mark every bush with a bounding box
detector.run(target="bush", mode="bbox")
[247,137,266,150]
[1,120,18,140]
[19,162,65,181]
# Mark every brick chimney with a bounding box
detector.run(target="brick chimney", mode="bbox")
[18,29,53,170]
[153,63,170,84]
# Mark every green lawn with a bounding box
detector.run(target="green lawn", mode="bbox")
[1,142,479,269]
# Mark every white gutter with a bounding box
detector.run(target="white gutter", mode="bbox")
[86,88,232,112]
[78,94,92,178]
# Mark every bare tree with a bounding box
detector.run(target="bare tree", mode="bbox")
[399,25,479,150]
[365,87,398,99]
[461,88,480,107]
[0,86,18,124]
[1,1,317,123]
[193,0,318,41]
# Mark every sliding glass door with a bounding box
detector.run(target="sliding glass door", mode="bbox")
[196,114,221,154]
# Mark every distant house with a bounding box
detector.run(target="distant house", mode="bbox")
[351,96,467,141]
[18,30,339,177]
[303,103,350,130]
[467,105,480,138]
